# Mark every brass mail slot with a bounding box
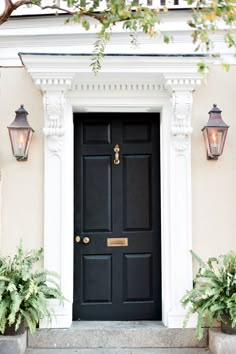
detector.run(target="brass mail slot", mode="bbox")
[107,238,128,247]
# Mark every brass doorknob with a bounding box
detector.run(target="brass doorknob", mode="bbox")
[75,236,81,243]
[83,236,90,244]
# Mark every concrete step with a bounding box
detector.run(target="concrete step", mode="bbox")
[28,321,208,349]
[26,349,211,354]
[209,328,236,354]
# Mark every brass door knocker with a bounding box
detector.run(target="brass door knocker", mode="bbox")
[114,144,120,165]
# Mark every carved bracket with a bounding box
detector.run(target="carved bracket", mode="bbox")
[44,91,65,137]
[171,90,193,152]
[171,90,193,138]
[33,76,72,153]
[42,91,65,154]
[164,75,202,151]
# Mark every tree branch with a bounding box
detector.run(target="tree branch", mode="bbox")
[1,0,35,24]
[38,5,105,23]
[0,0,105,25]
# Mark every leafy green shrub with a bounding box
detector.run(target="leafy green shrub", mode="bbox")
[182,250,236,340]
[0,242,64,334]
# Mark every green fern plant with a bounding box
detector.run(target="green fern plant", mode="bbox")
[0,242,64,334]
[181,251,236,340]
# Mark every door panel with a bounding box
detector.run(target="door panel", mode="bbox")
[83,121,111,144]
[124,253,152,301]
[83,156,111,232]
[82,255,112,303]
[123,121,151,142]
[123,155,151,230]
[73,112,161,320]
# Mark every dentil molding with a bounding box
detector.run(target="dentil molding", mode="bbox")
[72,82,166,92]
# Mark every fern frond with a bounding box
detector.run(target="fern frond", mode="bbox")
[0,298,10,322]
[15,312,23,332]
[8,291,23,325]
[0,242,64,334]
[20,309,36,334]
[0,316,7,334]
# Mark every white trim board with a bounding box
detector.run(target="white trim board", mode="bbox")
[1,10,236,67]
[21,54,202,328]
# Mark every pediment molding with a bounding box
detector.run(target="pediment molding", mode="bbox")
[21,55,203,149]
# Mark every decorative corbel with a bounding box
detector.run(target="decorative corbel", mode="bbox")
[43,91,65,154]
[34,77,72,155]
[164,76,202,151]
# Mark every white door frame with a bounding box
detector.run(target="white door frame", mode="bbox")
[21,54,202,328]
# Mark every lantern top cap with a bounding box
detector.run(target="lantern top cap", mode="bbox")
[15,104,28,115]
[8,104,34,131]
[208,104,222,114]
[202,103,229,129]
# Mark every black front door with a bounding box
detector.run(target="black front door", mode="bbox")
[73,113,161,320]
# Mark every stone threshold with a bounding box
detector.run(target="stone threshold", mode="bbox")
[28,321,208,349]
[26,349,211,354]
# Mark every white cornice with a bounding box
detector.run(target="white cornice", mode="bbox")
[1,10,235,67]
[20,54,204,98]
[21,54,205,75]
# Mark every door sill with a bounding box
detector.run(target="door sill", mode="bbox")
[70,320,165,329]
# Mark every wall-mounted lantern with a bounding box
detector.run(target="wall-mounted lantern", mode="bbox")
[202,104,229,160]
[7,105,34,161]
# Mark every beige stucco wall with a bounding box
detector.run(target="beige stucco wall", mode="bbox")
[0,65,235,265]
[0,68,44,256]
[192,66,236,262]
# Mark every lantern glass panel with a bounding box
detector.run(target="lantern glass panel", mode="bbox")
[203,127,228,159]
[207,128,222,157]
[9,128,32,159]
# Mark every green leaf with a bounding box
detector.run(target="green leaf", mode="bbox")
[191,250,207,268]
[67,0,75,7]
[82,19,90,30]
[163,35,171,44]
[197,62,209,74]
[73,14,80,23]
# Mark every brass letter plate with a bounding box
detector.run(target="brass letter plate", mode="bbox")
[107,238,128,247]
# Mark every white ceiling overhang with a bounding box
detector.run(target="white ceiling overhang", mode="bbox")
[1,11,235,66]
[20,53,203,89]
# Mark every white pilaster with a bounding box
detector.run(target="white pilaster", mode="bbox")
[36,78,74,328]
[164,76,201,328]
